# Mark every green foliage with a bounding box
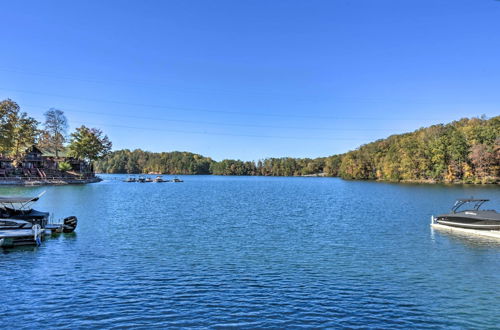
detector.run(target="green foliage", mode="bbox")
[0,99,112,174]
[68,125,112,162]
[1,98,496,183]
[96,116,499,184]
[210,159,257,175]
[96,152,327,177]
[58,161,72,172]
[337,116,499,183]
[0,99,39,159]
[95,150,214,174]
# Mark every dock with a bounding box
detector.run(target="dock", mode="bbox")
[0,193,78,248]
[0,226,43,248]
[431,223,500,240]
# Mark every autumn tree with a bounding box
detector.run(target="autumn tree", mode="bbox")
[0,99,19,154]
[94,115,498,183]
[38,108,68,157]
[0,99,39,160]
[470,144,496,182]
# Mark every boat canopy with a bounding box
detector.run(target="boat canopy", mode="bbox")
[0,192,45,210]
[0,196,40,203]
[452,198,490,213]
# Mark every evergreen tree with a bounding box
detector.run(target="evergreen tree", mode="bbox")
[68,126,112,162]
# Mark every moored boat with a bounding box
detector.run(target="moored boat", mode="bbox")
[0,219,32,230]
[0,193,77,247]
[0,193,50,228]
[154,176,166,182]
[433,199,500,230]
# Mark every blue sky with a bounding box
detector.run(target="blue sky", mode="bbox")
[0,0,499,161]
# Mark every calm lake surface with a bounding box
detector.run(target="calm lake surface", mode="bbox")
[1,175,499,328]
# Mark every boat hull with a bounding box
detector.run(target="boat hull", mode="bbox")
[436,219,500,230]
[435,209,500,230]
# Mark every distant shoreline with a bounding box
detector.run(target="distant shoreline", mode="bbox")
[96,173,498,185]
[96,117,499,184]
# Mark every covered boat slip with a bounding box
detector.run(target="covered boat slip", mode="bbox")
[0,192,77,248]
[0,191,45,211]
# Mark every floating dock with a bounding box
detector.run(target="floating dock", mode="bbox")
[431,223,500,240]
[0,223,74,248]
[0,226,43,247]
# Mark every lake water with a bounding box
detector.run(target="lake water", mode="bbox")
[1,175,499,328]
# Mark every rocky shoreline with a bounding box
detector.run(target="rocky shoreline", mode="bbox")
[0,176,102,186]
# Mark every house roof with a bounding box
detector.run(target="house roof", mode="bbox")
[40,149,69,158]
[25,145,43,154]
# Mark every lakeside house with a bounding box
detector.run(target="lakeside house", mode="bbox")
[0,145,95,180]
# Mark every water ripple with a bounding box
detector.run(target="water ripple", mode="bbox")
[1,175,499,328]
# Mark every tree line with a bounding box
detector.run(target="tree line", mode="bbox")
[95,116,499,184]
[338,116,499,184]
[95,149,213,175]
[94,150,336,176]
[0,99,112,164]
[6,96,495,183]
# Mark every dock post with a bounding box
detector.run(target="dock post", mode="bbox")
[32,224,42,246]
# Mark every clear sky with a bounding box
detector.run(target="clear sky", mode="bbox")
[0,0,499,161]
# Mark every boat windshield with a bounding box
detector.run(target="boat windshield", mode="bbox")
[452,199,489,213]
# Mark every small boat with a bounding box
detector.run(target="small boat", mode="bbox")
[124,177,137,182]
[434,199,500,230]
[169,177,183,183]
[154,176,166,183]
[0,193,50,228]
[0,193,77,247]
[137,176,153,183]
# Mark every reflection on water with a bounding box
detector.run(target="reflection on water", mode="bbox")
[1,245,39,254]
[431,226,500,249]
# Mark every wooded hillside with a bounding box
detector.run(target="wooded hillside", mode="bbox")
[338,116,499,183]
[95,116,499,184]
